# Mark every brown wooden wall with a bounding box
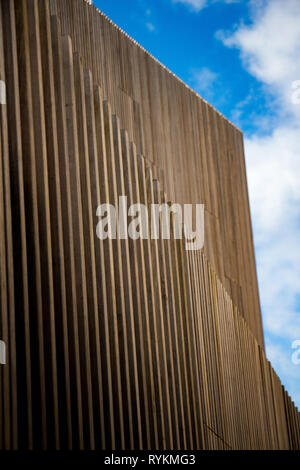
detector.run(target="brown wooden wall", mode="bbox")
[0,0,299,450]
[49,0,264,347]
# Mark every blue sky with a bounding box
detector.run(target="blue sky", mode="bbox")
[94,0,300,409]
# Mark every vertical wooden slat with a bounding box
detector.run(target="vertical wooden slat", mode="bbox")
[62,34,94,449]
[2,0,33,449]
[15,0,48,448]
[112,114,142,450]
[39,2,72,449]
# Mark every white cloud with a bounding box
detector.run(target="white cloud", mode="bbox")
[172,0,208,11]
[146,22,155,32]
[189,67,218,98]
[245,126,300,342]
[220,0,300,116]
[172,0,238,13]
[219,0,300,406]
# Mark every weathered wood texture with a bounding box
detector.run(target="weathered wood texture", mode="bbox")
[0,0,299,450]
[48,0,264,347]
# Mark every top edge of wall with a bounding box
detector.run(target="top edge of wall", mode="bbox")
[84,0,242,133]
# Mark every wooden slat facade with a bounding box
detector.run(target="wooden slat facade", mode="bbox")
[0,0,299,450]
